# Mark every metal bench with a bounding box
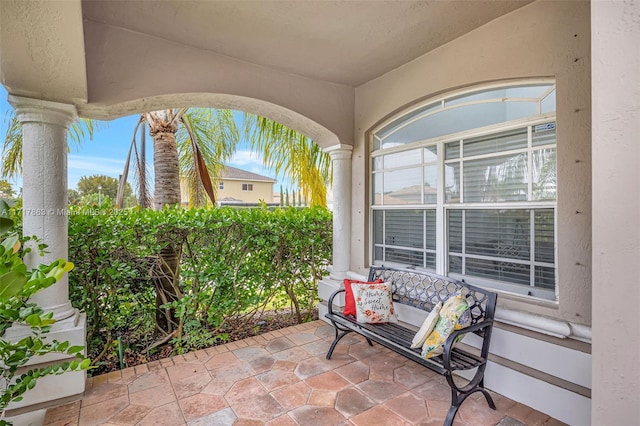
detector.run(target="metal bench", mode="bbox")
[325,266,498,426]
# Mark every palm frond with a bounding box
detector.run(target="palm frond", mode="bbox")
[170,108,189,128]
[1,113,22,180]
[116,118,151,209]
[68,118,101,151]
[177,109,240,207]
[116,142,134,209]
[180,112,216,207]
[243,113,331,207]
[116,121,140,208]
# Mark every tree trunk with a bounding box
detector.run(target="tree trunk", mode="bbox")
[151,127,181,332]
[153,131,181,209]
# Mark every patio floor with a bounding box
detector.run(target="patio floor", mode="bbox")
[42,320,565,426]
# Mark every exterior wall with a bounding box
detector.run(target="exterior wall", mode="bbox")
[354,0,591,325]
[349,1,592,423]
[81,20,352,149]
[0,1,87,103]
[219,180,274,204]
[591,0,640,424]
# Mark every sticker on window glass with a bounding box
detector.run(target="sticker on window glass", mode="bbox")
[534,123,556,132]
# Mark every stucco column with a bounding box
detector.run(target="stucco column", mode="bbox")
[325,144,352,279]
[591,1,640,424]
[5,96,86,414]
[9,95,76,320]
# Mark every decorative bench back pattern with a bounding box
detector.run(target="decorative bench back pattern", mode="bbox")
[368,266,497,334]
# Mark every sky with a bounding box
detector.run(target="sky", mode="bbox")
[0,85,292,196]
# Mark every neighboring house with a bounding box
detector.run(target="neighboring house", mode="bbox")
[180,165,276,205]
[1,2,637,425]
[217,165,276,204]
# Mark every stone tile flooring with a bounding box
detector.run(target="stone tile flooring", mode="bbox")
[43,321,566,426]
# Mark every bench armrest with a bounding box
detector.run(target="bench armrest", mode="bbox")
[442,319,494,371]
[327,288,346,316]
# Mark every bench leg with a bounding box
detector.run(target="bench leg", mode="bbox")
[443,366,495,425]
[444,402,461,426]
[478,378,497,409]
[479,388,497,410]
[443,386,496,426]
[365,337,373,347]
[326,327,352,359]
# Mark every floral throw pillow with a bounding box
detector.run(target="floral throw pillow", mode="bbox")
[421,293,471,359]
[343,278,383,316]
[352,281,398,324]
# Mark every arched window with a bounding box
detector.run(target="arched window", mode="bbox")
[371,81,556,300]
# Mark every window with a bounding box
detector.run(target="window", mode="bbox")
[242,183,253,191]
[371,82,557,300]
[218,182,224,190]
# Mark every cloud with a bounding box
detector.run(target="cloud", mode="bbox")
[68,155,126,176]
[230,150,262,165]
[68,155,129,189]
[228,150,282,182]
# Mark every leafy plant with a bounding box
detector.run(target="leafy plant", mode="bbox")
[0,199,89,424]
[68,206,332,360]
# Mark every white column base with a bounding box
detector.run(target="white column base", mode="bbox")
[4,408,46,426]
[318,275,342,303]
[5,312,86,412]
[318,275,343,324]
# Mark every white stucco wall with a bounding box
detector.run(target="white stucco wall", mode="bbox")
[0,0,87,103]
[81,21,353,149]
[219,180,274,204]
[353,0,591,326]
[591,0,640,424]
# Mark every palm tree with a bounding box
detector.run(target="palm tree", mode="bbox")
[119,109,333,333]
[116,108,240,332]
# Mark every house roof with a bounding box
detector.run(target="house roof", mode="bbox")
[221,166,276,183]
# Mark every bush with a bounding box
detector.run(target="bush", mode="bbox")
[68,206,332,362]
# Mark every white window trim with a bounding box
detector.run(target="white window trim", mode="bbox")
[371,113,556,158]
[369,81,558,302]
[374,78,556,148]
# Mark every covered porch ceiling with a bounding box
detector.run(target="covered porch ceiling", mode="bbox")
[0,0,531,121]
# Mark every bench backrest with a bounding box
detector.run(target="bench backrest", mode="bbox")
[368,266,497,335]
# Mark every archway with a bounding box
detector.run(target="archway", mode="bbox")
[8,91,352,411]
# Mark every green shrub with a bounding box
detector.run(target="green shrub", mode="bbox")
[68,206,332,359]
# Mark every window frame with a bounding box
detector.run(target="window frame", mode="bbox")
[369,81,558,301]
[242,183,254,191]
